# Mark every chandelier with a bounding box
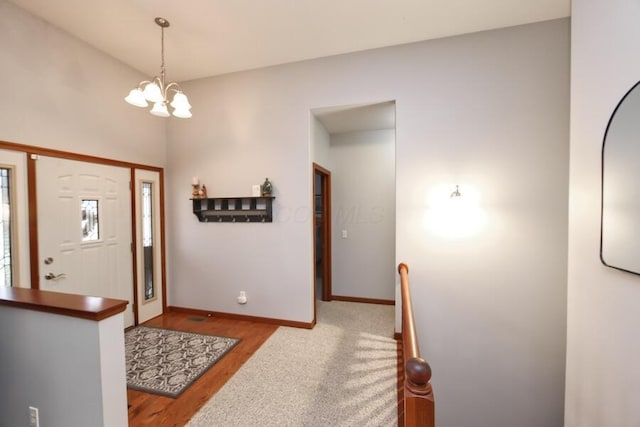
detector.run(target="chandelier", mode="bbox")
[124,17,192,118]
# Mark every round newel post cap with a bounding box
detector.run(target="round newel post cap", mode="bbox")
[406,357,432,395]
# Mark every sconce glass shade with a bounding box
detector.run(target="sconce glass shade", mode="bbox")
[124,89,148,107]
[142,82,163,103]
[425,184,487,239]
[150,101,170,117]
[170,92,191,109]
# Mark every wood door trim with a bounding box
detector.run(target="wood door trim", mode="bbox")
[27,154,39,289]
[130,169,139,325]
[0,140,162,172]
[159,171,168,314]
[313,163,332,322]
[0,139,167,320]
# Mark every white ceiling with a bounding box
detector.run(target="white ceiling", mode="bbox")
[314,101,396,135]
[8,0,570,83]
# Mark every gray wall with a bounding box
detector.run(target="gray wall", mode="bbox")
[0,307,127,427]
[330,129,395,300]
[167,19,570,427]
[566,0,640,425]
[311,115,331,168]
[0,0,166,166]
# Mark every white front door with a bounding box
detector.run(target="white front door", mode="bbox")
[134,169,163,323]
[36,156,134,327]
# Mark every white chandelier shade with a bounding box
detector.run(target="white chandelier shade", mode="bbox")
[125,17,192,119]
[150,101,170,117]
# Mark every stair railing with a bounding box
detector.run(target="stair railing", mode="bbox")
[398,263,435,427]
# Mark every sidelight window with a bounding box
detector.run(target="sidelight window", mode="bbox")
[142,182,155,301]
[0,168,13,287]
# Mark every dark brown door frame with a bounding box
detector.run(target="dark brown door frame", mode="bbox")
[313,163,332,306]
[0,140,167,325]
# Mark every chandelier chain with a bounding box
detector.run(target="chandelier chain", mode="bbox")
[160,25,165,82]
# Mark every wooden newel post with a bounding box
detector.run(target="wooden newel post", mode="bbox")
[404,357,435,427]
[406,357,431,394]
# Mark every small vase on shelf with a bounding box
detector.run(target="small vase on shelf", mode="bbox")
[261,178,273,197]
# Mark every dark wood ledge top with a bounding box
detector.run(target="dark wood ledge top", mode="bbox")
[0,287,128,321]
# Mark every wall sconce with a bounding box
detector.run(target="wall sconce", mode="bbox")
[425,184,487,239]
[450,185,461,199]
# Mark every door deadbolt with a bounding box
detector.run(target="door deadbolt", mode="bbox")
[44,257,54,265]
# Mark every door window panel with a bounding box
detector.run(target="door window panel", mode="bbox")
[81,199,100,242]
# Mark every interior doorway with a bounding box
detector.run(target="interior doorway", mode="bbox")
[313,163,331,302]
[311,101,396,305]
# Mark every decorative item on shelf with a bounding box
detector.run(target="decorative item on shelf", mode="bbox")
[261,178,273,196]
[124,17,192,118]
[252,184,261,197]
[199,185,207,198]
[191,177,200,198]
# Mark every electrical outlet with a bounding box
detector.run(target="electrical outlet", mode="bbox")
[29,406,39,427]
[237,291,247,304]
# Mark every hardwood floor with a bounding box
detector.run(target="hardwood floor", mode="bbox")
[127,311,278,427]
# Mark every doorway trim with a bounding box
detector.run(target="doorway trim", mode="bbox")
[313,163,332,308]
[0,140,167,325]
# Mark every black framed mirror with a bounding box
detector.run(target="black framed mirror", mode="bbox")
[601,80,640,275]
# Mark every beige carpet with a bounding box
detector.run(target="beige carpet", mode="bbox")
[188,300,398,427]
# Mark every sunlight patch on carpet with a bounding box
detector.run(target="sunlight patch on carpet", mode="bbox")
[125,326,240,398]
[188,301,397,426]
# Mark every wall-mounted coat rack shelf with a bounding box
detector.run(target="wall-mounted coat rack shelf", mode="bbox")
[192,196,275,223]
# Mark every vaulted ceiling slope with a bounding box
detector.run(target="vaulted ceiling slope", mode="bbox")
[8,0,570,82]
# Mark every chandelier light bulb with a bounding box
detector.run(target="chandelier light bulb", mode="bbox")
[124,88,148,107]
[150,102,170,117]
[170,92,191,109]
[142,82,163,103]
[172,107,192,119]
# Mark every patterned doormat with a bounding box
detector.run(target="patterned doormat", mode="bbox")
[125,326,240,398]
